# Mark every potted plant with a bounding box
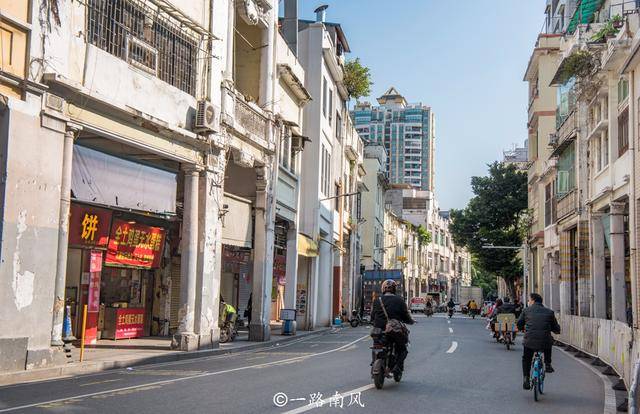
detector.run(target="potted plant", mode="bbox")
[612,14,624,29]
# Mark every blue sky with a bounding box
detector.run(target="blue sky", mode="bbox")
[297,0,544,209]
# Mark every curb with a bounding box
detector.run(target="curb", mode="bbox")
[0,328,334,387]
[555,343,620,414]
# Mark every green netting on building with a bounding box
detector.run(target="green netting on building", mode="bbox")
[566,0,604,34]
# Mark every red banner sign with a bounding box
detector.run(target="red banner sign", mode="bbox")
[88,272,101,313]
[68,204,112,248]
[105,219,165,269]
[115,308,145,339]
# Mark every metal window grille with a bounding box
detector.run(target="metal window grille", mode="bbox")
[86,0,202,96]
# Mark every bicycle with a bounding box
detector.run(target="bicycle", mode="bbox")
[530,351,546,401]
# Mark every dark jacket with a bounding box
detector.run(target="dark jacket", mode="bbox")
[516,303,561,350]
[371,293,414,329]
[496,303,516,315]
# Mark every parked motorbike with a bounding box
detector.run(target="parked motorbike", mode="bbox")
[349,310,372,327]
[370,330,402,389]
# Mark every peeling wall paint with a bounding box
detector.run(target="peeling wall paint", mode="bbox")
[12,210,35,310]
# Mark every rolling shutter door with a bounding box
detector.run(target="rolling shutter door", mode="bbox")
[169,257,181,330]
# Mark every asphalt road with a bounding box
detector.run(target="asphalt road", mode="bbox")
[0,313,605,414]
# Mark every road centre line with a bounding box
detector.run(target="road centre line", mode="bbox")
[449,327,453,333]
[446,341,458,354]
[0,335,370,413]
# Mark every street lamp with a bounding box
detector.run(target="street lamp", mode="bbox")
[481,243,528,305]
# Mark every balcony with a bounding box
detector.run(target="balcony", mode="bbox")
[221,88,273,151]
[551,109,577,157]
[556,188,578,220]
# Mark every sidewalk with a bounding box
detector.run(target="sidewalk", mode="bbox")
[0,326,333,387]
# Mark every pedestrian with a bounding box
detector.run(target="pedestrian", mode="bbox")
[244,293,252,325]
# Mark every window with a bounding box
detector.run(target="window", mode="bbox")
[335,184,340,211]
[0,0,29,98]
[618,108,629,156]
[279,129,291,170]
[320,144,331,196]
[322,77,328,118]
[557,143,575,196]
[618,78,629,105]
[87,0,200,95]
[544,182,556,226]
[328,89,333,124]
[602,131,609,169]
[335,111,342,140]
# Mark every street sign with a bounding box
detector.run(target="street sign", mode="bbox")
[280,309,296,321]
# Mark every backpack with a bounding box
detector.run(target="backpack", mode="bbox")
[379,297,409,341]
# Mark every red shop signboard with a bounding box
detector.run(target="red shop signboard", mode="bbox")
[68,203,112,248]
[105,219,165,269]
[115,308,145,339]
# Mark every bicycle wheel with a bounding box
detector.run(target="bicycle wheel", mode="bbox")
[533,377,539,401]
[538,376,544,395]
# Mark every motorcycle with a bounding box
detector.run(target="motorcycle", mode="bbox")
[370,331,402,389]
[424,307,434,317]
[448,308,454,319]
[349,310,372,327]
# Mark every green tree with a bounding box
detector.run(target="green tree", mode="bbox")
[343,58,372,100]
[470,256,498,299]
[416,225,432,245]
[450,162,527,297]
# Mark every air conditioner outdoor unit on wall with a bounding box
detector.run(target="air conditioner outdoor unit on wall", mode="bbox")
[548,133,558,146]
[194,100,220,134]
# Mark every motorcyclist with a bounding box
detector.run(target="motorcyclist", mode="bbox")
[489,298,503,338]
[495,297,516,315]
[513,297,523,319]
[468,299,479,317]
[371,279,415,375]
[447,298,455,314]
[517,293,561,390]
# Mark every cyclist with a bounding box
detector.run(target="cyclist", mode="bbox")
[517,293,561,390]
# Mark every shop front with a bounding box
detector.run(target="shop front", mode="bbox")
[66,203,173,344]
[296,233,318,329]
[65,143,178,345]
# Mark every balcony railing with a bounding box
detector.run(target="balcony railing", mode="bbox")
[609,1,640,18]
[235,97,268,139]
[553,109,578,155]
[556,188,578,219]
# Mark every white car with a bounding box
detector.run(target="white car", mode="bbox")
[409,297,426,313]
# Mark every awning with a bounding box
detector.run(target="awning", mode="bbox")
[567,0,603,34]
[298,234,319,257]
[71,145,177,214]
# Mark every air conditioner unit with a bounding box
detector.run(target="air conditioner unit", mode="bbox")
[194,100,220,134]
[548,133,558,146]
[291,135,310,152]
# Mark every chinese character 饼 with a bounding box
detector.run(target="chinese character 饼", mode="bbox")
[81,214,99,241]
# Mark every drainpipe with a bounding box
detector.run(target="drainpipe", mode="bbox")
[51,125,81,346]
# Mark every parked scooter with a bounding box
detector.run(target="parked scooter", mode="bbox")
[349,310,372,327]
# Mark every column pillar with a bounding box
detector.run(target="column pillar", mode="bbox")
[610,202,628,322]
[591,213,607,319]
[549,252,561,312]
[283,227,298,311]
[223,0,235,82]
[250,164,276,341]
[51,124,80,346]
[559,230,572,315]
[194,153,226,348]
[259,9,275,110]
[172,166,201,351]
